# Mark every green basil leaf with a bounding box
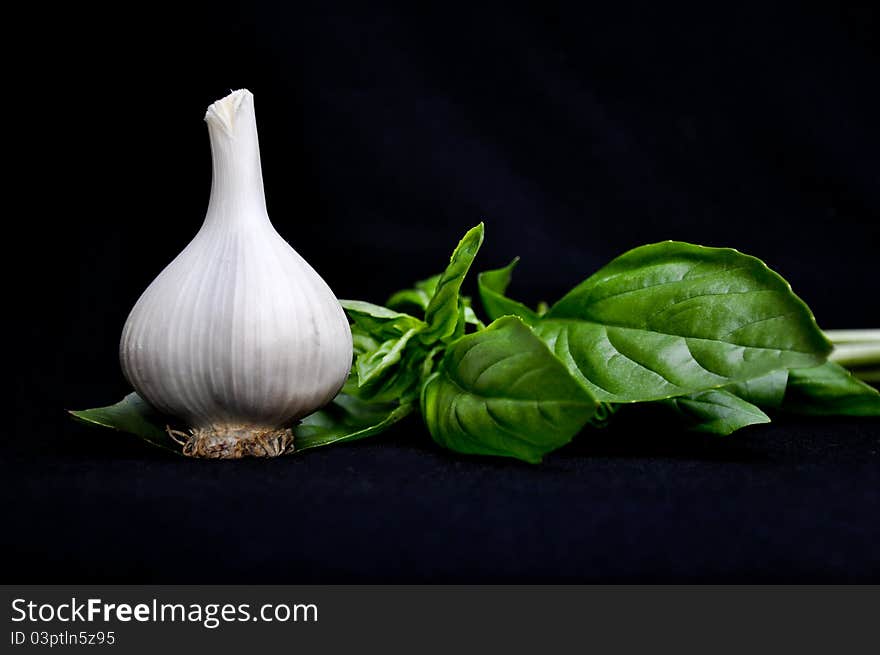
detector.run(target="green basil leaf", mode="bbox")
[386,274,441,315]
[420,316,599,464]
[355,326,423,393]
[449,300,469,341]
[478,257,539,323]
[725,369,789,408]
[69,393,182,453]
[71,391,414,455]
[352,331,380,356]
[385,289,430,315]
[463,303,484,329]
[419,344,445,382]
[340,299,425,340]
[389,277,484,331]
[781,362,880,416]
[659,389,771,436]
[416,274,441,296]
[295,394,415,451]
[711,363,879,417]
[421,223,485,344]
[352,344,427,403]
[537,241,831,402]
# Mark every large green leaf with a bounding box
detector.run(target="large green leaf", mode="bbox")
[536,241,831,402]
[421,316,599,463]
[421,223,485,344]
[478,257,539,323]
[659,389,770,436]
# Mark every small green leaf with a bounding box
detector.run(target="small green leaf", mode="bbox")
[69,393,182,454]
[421,224,485,344]
[340,300,425,340]
[356,327,422,387]
[659,389,771,435]
[386,274,441,315]
[478,257,539,323]
[295,394,414,451]
[463,303,484,329]
[342,301,431,402]
[421,316,599,463]
[351,344,427,403]
[537,241,831,403]
[781,362,880,416]
[352,331,381,356]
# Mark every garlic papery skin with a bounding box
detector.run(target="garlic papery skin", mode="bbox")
[119,89,352,459]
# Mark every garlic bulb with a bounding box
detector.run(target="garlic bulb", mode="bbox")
[120,89,352,459]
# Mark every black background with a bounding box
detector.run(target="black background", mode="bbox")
[5,2,879,582]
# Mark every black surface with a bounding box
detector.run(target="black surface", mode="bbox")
[3,415,879,583]
[7,2,880,582]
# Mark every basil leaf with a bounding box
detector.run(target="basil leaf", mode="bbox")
[352,331,380,356]
[342,301,432,402]
[421,223,485,344]
[386,274,441,315]
[357,340,429,403]
[350,330,427,404]
[660,389,771,436]
[388,276,483,330]
[69,393,182,454]
[478,257,539,323]
[537,242,831,402]
[340,300,425,340]
[71,391,413,455]
[355,327,422,387]
[463,302,484,329]
[295,394,414,451]
[725,369,789,408]
[781,362,880,416]
[706,363,879,417]
[421,316,599,464]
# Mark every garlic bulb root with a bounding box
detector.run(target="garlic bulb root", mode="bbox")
[178,426,295,459]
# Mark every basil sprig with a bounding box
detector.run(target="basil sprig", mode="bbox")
[72,224,880,462]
